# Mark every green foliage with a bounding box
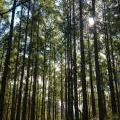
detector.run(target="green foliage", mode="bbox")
[0,0,120,120]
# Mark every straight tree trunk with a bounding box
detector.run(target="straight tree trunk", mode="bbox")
[0,0,17,119]
[28,74,33,120]
[102,6,118,114]
[107,19,120,114]
[53,45,56,120]
[104,23,117,114]
[72,0,79,119]
[10,6,23,120]
[16,2,30,120]
[100,66,107,116]
[41,36,47,120]
[21,24,32,120]
[92,0,104,119]
[60,53,64,120]
[65,31,68,120]
[87,35,96,117]
[67,1,74,119]
[30,19,39,120]
[47,42,52,120]
[79,0,88,119]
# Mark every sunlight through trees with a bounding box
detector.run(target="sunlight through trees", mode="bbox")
[0,0,120,120]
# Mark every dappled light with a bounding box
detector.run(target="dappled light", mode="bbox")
[0,0,120,120]
[88,17,94,27]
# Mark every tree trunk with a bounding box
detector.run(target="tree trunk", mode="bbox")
[79,0,88,119]
[87,35,96,117]
[0,0,16,119]
[92,0,104,119]
[10,6,23,120]
[104,23,117,114]
[47,42,52,120]
[16,2,30,120]
[30,19,39,120]
[72,0,79,119]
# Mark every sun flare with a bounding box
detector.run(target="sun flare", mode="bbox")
[88,17,94,26]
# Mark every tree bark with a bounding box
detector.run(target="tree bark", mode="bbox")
[0,0,16,119]
[79,0,88,119]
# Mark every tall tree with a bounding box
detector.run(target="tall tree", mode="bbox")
[91,0,105,119]
[104,16,117,115]
[30,20,39,120]
[41,33,47,120]
[60,53,64,120]
[72,0,79,119]
[87,35,96,117]
[79,0,88,119]
[10,6,23,120]
[0,0,17,119]
[47,42,52,120]
[16,2,31,120]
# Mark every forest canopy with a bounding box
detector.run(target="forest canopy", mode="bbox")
[0,0,120,120]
